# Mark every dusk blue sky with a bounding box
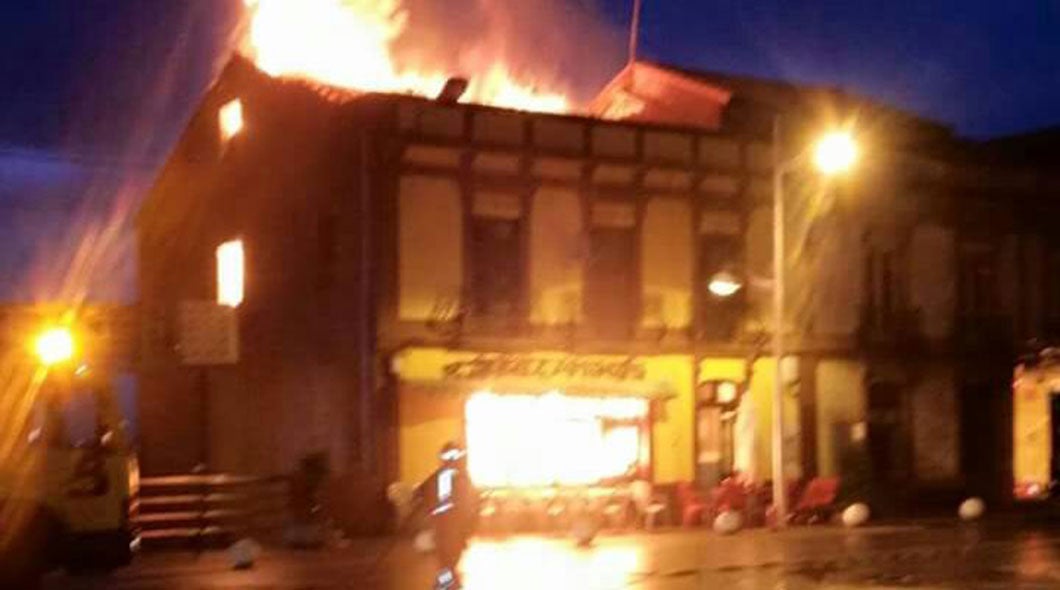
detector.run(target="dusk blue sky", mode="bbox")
[2,0,1058,157]
[0,0,1056,302]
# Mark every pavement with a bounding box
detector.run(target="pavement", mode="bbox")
[42,518,1060,589]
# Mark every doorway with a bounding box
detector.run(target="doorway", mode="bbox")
[867,382,908,483]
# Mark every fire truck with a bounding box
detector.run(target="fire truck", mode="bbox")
[1012,345,1060,502]
[0,326,140,587]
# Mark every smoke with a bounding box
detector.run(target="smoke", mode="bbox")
[394,0,625,104]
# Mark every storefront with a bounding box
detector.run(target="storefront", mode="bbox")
[394,348,695,490]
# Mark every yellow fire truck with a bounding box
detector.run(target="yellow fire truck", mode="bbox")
[0,326,139,587]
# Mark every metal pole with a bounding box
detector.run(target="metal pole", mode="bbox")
[628,0,643,67]
[771,115,788,527]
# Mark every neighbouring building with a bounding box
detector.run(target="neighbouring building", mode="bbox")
[593,61,1060,507]
[140,55,1060,532]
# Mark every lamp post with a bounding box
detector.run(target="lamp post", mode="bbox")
[711,122,858,526]
[770,119,857,526]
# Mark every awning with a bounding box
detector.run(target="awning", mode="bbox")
[395,347,678,400]
[403,377,675,400]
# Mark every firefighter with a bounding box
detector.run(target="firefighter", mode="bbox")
[416,442,477,590]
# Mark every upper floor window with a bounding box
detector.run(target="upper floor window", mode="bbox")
[216,239,245,308]
[468,192,524,319]
[863,247,903,329]
[219,99,244,143]
[697,210,743,340]
[958,243,999,316]
[584,201,638,336]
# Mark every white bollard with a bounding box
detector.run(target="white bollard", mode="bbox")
[959,497,985,521]
[841,503,871,528]
[713,510,743,535]
[228,538,262,570]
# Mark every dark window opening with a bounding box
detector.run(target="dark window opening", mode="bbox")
[958,246,999,315]
[864,248,904,331]
[697,234,743,340]
[468,216,524,319]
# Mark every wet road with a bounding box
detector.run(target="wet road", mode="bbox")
[44,520,1060,589]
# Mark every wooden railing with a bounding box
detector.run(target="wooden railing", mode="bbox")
[135,474,289,549]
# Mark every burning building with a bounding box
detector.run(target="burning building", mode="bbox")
[140,5,1060,533]
[139,45,783,530]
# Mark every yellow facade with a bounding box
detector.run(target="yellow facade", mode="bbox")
[641,198,693,329]
[528,186,583,325]
[396,349,867,488]
[396,347,696,486]
[397,175,463,321]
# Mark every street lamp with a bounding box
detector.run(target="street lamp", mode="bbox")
[707,270,744,298]
[771,121,857,526]
[34,327,76,367]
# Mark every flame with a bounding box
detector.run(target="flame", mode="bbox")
[465,391,648,488]
[242,0,570,113]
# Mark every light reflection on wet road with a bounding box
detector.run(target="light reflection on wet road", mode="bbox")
[45,520,1060,589]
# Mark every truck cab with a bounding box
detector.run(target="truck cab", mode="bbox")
[1,326,139,586]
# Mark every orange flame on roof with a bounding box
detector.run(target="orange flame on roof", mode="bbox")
[242,0,570,113]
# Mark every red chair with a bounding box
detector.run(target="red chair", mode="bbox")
[708,477,749,520]
[675,482,710,527]
[789,477,840,525]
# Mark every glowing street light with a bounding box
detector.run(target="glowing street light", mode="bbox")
[813,131,858,175]
[34,327,76,367]
[707,271,743,298]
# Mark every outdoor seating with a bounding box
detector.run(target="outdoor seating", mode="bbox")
[675,482,710,526]
[708,476,749,520]
[789,477,840,525]
[631,480,667,529]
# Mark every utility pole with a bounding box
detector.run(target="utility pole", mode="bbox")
[628,0,643,68]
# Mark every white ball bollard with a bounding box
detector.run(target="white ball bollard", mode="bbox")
[959,497,985,521]
[841,503,871,528]
[713,510,743,535]
[228,538,262,570]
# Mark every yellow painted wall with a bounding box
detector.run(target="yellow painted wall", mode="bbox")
[695,357,801,481]
[697,358,746,382]
[398,175,463,321]
[641,197,693,329]
[529,187,583,325]
[645,355,694,483]
[815,360,867,477]
[398,388,466,485]
[745,359,802,479]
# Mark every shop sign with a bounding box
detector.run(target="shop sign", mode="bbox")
[441,353,647,382]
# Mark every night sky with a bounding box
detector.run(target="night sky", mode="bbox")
[1,0,1058,157]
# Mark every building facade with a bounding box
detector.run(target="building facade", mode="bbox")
[140,57,1060,531]
[593,62,1060,507]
